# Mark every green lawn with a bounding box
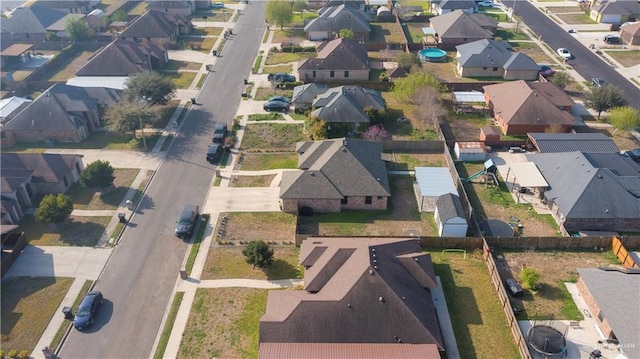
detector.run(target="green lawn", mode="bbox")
[240,153,298,170]
[605,50,640,67]
[494,29,531,41]
[20,215,110,246]
[6,132,161,152]
[262,65,294,74]
[154,292,184,359]
[185,214,210,276]
[247,113,285,121]
[240,123,305,151]
[166,73,197,89]
[203,246,302,280]
[164,60,202,71]
[254,88,293,101]
[192,27,223,36]
[1,277,74,355]
[265,51,316,65]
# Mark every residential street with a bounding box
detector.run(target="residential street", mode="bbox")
[57,2,267,358]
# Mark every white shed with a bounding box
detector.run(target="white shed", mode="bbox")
[414,167,458,212]
[454,141,487,162]
[434,193,468,237]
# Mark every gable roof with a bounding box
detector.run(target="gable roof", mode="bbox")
[260,237,443,349]
[429,10,496,39]
[119,9,189,39]
[483,80,574,126]
[292,83,329,107]
[1,152,81,185]
[76,39,165,76]
[305,4,370,33]
[527,133,620,153]
[592,0,640,15]
[147,0,192,10]
[436,193,465,221]
[526,152,640,219]
[310,86,385,124]
[46,13,85,32]
[456,39,537,71]
[438,0,477,9]
[578,268,640,359]
[0,6,66,34]
[258,343,440,359]
[0,97,32,123]
[621,22,640,36]
[298,38,369,71]
[280,138,390,199]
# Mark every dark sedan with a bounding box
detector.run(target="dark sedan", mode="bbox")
[538,65,556,78]
[268,95,291,103]
[263,100,290,112]
[267,72,296,83]
[73,291,103,330]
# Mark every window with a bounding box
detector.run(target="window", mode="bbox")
[63,176,69,187]
[330,71,335,78]
[597,311,605,322]
[492,67,498,71]
[312,70,316,78]
[365,196,372,204]
[341,196,348,204]
[482,67,487,70]
[344,71,349,78]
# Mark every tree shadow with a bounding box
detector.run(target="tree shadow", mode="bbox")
[265,259,301,280]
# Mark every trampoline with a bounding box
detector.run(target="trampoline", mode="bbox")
[418,48,447,62]
[479,219,515,237]
[527,324,568,357]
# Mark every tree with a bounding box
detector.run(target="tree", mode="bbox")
[392,71,444,103]
[242,240,275,269]
[124,71,176,105]
[410,86,445,128]
[550,71,572,90]
[292,0,308,12]
[35,194,73,224]
[519,267,541,290]
[306,117,327,140]
[265,0,293,30]
[339,28,354,39]
[608,106,640,135]
[65,17,92,41]
[80,160,115,189]
[394,52,418,71]
[103,100,158,140]
[362,124,388,141]
[584,85,627,120]
[364,107,390,126]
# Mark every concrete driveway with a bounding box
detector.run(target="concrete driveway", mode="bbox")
[4,246,112,280]
[203,187,280,212]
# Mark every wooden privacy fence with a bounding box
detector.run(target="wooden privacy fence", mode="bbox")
[381,140,444,152]
[612,236,639,268]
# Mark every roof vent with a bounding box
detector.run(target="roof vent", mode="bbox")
[606,209,609,213]
[374,265,378,269]
[378,296,384,303]
[414,257,419,261]
[369,269,374,275]
[371,248,375,252]
[347,303,352,308]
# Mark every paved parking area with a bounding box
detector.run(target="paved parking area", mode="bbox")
[5,246,112,280]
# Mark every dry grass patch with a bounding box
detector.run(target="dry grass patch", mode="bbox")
[239,153,298,170]
[68,168,139,210]
[605,50,640,67]
[387,153,446,170]
[509,41,556,63]
[254,87,293,101]
[370,23,405,43]
[203,246,302,280]
[265,51,316,65]
[21,215,110,246]
[574,125,640,151]
[240,123,305,151]
[1,277,74,355]
[164,60,202,71]
[555,13,596,24]
[215,212,297,244]
[546,6,582,13]
[45,51,96,81]
[232,174,277,187]
[178,288,267,359]
[272,29,306,43]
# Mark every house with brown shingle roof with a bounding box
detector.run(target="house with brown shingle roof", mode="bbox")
[259,237,444,359]
[304,3,370,42]
[428,10,497,50]
[279,138,390,213]
[483,80,575,136]
[75,39,168,77]
[146,0,194,16]
[620,22,640,45]
[297,38,370,83]
[119,9,192,46]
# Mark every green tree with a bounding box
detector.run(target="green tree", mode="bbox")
[124,71,176,105]
[306,117,327,140]
[339,28,354,39]
[35,194,73,224]
[242,240,275,269]
[519,267,541,290]
[65,17,92,41]
[394,52,417,71]
[103,100,158,140]
[106,10,127,24]
[550,71,572,89]
[608,106,640,135]
[292,0,308,12]
[365,107,390,126]
[392,71,444,103]
[584,85,627,120]
[80,160,115,189]
[265,0,293,30]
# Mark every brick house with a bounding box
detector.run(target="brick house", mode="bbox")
[297,38,370,83]
[304,3,370,41]
[75,38,168,77]
[119,9,192,47]
[428,10,497,50]
[279,138,390,213]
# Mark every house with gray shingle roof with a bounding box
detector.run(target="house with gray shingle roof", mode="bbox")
[577,268,640,359]
[428,10,497,50]
[280,138,390,213]
[297,38,370,82]
[527,133,620,153]
[434,0,477,15]
[590,0,640,24]
[76,39,168,77]
[0,6,67,43]
[526,151,640,232]
[1,152,84,224]
[1,84,122,146]
[146,0,194,16]
[292,83,329,110]
[304,3,370,41]
[32,0,94,14]
[119,9,192,46]
[260,237,444,357]
[456,39,539,80]
[309,86,385,129]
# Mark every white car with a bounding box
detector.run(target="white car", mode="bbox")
[557,48,572,60]
[477,1,495,6]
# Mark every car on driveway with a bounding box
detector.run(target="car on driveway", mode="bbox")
[267,73,296,83]
[73,291,103,330]
[505,278,524,297]
[591,78,606,87]
[263,100,290,112]
[538,65,556,78]
[603,34,621,44]
[268,95,291,104]
[477,1,494,7]
[175,204,199,238]
[556,48,572,60]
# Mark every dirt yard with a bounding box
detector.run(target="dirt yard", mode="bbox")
[215,212,297,244]
[494,250,618,320]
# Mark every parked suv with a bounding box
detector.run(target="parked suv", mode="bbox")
[73,291,103,330]
[212,122,227,144]
[175,204,199,238]
[603,34,621,44]
[267,72,296,83]
[206,144,223,163]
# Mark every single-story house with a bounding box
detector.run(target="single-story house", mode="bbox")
[292,83,329,110]
[526,133,620,153]
[527,151,640,232]
[0,6,67,43]
[427,10,497,50]
[297,38,370,83]
[310,86,385,129]
[259,237,444,358]
[456,39,539,80]
[590,0,640,24]
[30,0,94,14]
[454,142,487,162]
[75,39,168,77]
[280,138,390,213]
[433,0,477,15]
[620,22,640,45]
[146,0,195,16]
[119,9,192,46]
[483,80,575,136]
[434,193,468,237]
[414,167,458,212]
[304,3,370,42]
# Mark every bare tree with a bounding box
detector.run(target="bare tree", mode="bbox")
[410,86,446,128]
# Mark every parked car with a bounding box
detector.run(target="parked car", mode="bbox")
[477,1,495,7]
[538,65,556,78]
[268,96,291,104]
[603,34,621,44]
[505,278,524,297]
[263,100,290,112]
[73,291,103,330]
[267,72,296,83]
[175,204,199,238]
[556,48,572,60]
[212,122,227,143]
[206,144,223,163]
[211,2,224,8]
[591,78,606,87]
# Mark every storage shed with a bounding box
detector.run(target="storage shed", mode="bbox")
[454,141,487,162]
[434,193,468,237]
[480,125,501,142]
[414,167,458,212]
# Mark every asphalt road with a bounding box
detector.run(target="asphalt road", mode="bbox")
[512,0,640,111]
[58,3,267,359]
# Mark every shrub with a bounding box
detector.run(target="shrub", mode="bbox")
[80,160,115,189]
[17,351,28,359]
[35,194,73,224]
[7,350,17,359]
[519,267,541,290]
